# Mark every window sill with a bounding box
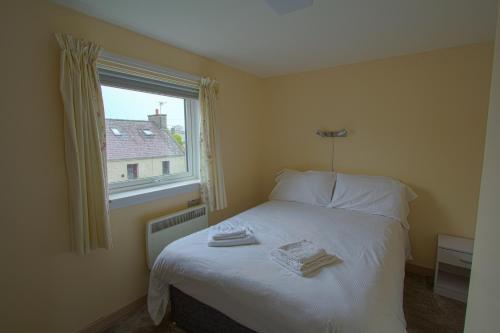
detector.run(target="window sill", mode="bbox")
[109,180,200,210]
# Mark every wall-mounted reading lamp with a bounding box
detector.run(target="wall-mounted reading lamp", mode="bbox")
[316,128,349,138]
[316,128,349,170]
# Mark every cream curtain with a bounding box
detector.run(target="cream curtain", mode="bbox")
[56,33,112,254]
[199,78,228,211]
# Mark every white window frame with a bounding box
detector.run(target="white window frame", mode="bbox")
[97,56,201,197]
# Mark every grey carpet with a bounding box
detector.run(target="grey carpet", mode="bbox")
[104,272,466,333]
[404,273,466,333]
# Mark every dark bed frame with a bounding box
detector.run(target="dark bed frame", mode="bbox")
[170,286,256,333]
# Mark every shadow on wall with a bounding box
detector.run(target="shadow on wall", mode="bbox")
[407,185,453,268]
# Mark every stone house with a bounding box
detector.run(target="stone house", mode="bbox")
[105,112,186,184]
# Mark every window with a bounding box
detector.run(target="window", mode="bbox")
[127,163,138,179]
[110,128,122,136]
[162,161,170,175]
[99,65,199,194]
[142,129,154,136]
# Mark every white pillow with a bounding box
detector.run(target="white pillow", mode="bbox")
[328,173,417,228]
[269,169,337,207]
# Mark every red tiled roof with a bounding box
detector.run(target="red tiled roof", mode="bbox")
[106,119,184,160]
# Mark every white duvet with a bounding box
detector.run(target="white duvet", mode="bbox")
[148,201,407,333]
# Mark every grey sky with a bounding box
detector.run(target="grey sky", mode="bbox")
[101,85,185,128]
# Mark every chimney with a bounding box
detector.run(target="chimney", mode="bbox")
[148,109,167,130]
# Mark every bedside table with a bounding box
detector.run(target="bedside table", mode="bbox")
[434,234,474,302]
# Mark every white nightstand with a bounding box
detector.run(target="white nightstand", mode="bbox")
[434,234,474,302]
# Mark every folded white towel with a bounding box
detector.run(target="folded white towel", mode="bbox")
[209,224,247,240]
[271,251,339,276]
[275,240,327,265]
[208,229,258,247]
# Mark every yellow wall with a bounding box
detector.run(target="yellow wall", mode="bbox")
[0,1,263,332]
[261,43,493,269]
[0,1,494,332]
[465,3,500,331]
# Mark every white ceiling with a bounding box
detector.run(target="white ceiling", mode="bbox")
[53,0,497,77]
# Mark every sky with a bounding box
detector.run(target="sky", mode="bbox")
[101,85,186,128]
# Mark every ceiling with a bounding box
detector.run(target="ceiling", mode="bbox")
[52,0,497,77]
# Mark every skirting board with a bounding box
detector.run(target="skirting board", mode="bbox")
[78,295,146,333]
[406,262,434,277]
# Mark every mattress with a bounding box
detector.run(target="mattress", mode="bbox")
[148,201,408,333]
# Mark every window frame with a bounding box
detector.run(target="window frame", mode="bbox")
[99,70,200,195]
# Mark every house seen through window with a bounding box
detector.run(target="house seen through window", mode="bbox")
[99,67,199,193]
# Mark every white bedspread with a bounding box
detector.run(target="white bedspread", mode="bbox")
[148,201,407,333]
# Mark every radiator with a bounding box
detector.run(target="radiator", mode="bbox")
[146,204,208,269]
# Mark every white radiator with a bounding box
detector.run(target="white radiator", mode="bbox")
[146,204,208,269]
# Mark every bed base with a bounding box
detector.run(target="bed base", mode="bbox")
[170,286,256,333]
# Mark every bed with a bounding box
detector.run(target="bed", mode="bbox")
[148,200,408,333]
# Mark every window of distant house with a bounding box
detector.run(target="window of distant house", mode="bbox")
[142,129,154,136]
[98,63,199,193]
[110,128,122,136]
[127,163,138,179]
[162,161,170,175]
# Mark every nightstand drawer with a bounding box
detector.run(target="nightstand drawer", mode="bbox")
[438,248,473,269]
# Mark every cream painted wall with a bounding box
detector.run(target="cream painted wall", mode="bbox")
[0,1,495,332]
[465,2,500,331]
[261,44,493,269]
[0,1,264,332]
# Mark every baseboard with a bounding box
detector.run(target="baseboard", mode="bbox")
[78,295,146,333]
[406,262,434,277]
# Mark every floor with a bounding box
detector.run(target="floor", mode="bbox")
[403,273,466,333]
[104,272,466,333]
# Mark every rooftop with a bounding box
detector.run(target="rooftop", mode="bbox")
[106,119,184,160]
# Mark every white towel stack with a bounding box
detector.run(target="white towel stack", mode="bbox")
[270,240,339,276]
[208,224,258,247]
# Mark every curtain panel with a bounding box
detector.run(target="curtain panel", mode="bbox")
[199,78,228,211]
[56,33,112,254]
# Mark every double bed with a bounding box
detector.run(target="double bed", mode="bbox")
[148,200,408,333]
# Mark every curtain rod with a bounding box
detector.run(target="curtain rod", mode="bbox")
[98,50,202,85]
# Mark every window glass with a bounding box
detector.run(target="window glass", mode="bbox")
[162,161,170,175]
[101,85,191,188]
[127,163,138,180]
